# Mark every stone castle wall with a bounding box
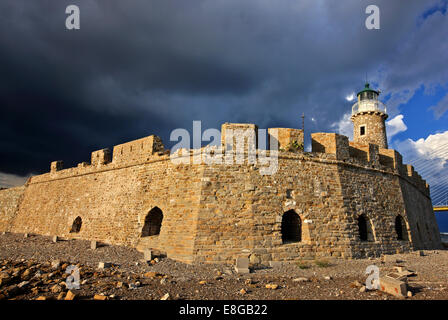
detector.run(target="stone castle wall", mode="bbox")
[0,125,442,264]
[0,186,26,231]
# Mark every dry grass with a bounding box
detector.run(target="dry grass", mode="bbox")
[314,259,331,268]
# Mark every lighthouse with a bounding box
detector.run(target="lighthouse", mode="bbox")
[351,83,388,149]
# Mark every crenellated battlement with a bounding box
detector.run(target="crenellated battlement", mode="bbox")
[50,160,64,172]
[113,135,164,164]
[41,135,165,182]
[308,131,429,196]
[91,148,112,167]
[39,124,430,197]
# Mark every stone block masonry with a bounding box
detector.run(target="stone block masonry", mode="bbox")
[0,123,442,264]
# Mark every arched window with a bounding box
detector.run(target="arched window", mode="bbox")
[357,214,374,242]
[281,210,301,243]
[395,215,408,241]
[141,207,163,237]
[70,216,82,233]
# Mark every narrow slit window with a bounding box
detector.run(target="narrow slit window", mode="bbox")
[360,126,366,136]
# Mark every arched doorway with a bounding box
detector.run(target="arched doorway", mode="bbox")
[141,207,163,237]
[357,214,374,241]
[70,216,82,233]
[281,210,301,243]
[395,215,408,240]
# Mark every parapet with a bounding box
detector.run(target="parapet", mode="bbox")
[311,133,349,160]
[349,142,379,165]
[113,135,164,165]
[268,128,304,151]
[221,123,258,151]
[378,148,403,171]
[91,148,112,167]
[77,162,89,168]
[50,161,63,173]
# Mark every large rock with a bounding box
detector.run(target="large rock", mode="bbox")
[379,276,407,297]
[235,256,250,274]
[65,290,77,300]
[98,262,112,269]
[249,254,261,265]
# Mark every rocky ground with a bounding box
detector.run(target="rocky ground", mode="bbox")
[0,232,447,300]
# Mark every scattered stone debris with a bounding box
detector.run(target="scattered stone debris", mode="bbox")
[160,293,170,300]
[98,262,112,269]
[386,272,408,283]
[143,250,153,262]
[65,290,76,300]
[1,233,447,300]
[249,254,261,265]
[90,241,97,250]
[143,271,161,278]
[94,294,108,300]
[51,284,62,293]
[52,236,58,243]
[269,261,282,268]
[350,280,362,288]
[235,257,250,274]
[51,260,60,270]
[379,276,407,297]
[128,282,141,290]
[293,277,310,283]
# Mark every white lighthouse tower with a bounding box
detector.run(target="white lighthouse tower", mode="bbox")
[350,83,389,149]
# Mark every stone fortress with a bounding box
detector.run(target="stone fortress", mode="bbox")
[0,83,442,265]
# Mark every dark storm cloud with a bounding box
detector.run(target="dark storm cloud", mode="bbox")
[0,0,447,180]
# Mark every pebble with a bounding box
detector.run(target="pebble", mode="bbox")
[265,284,278,290]
[293,277,310,282]
[161,293,170,300]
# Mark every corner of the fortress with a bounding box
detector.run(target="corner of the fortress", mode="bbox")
[311,132,349,160]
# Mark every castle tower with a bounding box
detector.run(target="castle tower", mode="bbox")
[350,83,388,148]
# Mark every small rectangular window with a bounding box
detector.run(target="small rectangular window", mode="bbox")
[360,126,366,136]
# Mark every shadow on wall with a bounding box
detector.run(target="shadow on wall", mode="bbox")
[141,207,163,237]
[69,216,82,233]
[357,214,375,242]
